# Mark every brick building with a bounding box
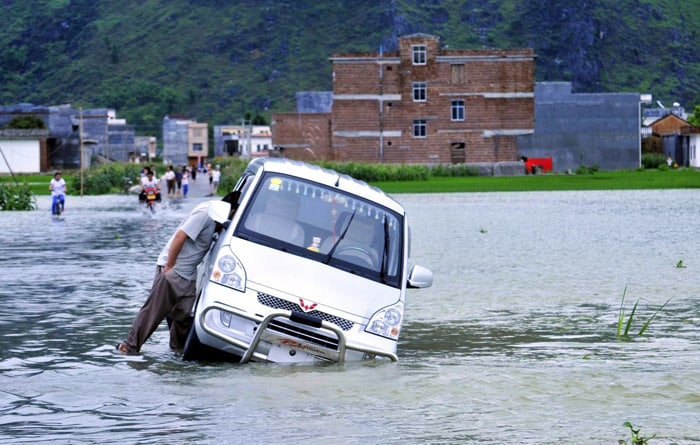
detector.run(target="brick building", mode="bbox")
[273,34,535,164]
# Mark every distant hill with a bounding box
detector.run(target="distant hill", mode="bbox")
[1,0,699,137]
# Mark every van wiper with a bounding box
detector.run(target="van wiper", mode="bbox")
[380,217,389,281]
[323,210,356,264]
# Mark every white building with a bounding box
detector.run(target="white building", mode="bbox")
[214,124,272,158]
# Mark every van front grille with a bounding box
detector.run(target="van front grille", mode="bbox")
[268,319,340,350]
[257,292,354,331]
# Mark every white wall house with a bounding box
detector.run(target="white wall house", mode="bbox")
[0,129,49,173]
[214,124,272,158]
[0,140,40,173]
[685,129,700,168]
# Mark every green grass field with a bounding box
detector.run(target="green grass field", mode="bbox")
[4,168,700,196]
[1,174,59,196]
[371,169,700,193]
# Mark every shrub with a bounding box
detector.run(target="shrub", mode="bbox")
[316,161,431,182]
[79,162,144,194]
[4,115,47,129]
[430,164,479,177]
[0,181,36,210]
[641,153,667,169]
[216,157,249,194]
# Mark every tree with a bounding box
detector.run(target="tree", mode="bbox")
[688,104,700,126]
[4,115,47,129]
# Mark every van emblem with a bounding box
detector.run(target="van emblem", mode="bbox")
[299,298,317,312]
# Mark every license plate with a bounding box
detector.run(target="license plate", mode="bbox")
[266,343,316,363]
[262,332,339,361]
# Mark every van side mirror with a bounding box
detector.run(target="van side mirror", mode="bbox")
[407,264,433,288]
[207,200,231,224]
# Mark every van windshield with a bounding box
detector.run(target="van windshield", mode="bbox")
[236,172,403,287]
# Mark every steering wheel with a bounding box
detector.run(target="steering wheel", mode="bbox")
[334,246,377,268]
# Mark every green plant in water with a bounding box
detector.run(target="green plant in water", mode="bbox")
[479,227,488,234]
[618,421,656,444]
[676,260,686,268]
[616,285,672,341]
[0,181,37,210]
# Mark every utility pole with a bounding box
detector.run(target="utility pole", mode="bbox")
[247,120,252,160]
[80,108,84,196]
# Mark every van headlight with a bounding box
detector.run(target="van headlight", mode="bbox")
[210,249,246,292]
[366,303,403,340]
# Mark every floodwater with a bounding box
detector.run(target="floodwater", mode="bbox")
[1,190,698,444]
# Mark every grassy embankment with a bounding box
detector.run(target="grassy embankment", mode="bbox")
[8,168,700,196]
[3,174,62,196]
[371,168,700,193]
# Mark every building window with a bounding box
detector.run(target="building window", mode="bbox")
[192,143,203,152]
[412,45,426,65]
[451,100,465,121]
[413,120,427,138]
[451,64,464,84]
[413,82,427,101]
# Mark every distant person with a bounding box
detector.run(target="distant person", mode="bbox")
[211,164,221,196]
[175,166,183,197]
[164,165,176,197]
[140,167,156,186]
[139,169,162,203]
[116,191,241,354]
[49,171,67,215]
[182,167,190,197]
[206,163,212,191]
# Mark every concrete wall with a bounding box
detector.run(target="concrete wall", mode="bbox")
[162,116,189,166]
[518,82,641,172]
[296,92,332,113]
[0,139,40,173]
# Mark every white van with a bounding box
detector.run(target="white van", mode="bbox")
[184,158,432,363]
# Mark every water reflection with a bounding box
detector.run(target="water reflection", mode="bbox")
[0,191,699,444]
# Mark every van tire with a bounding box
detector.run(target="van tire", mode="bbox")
[182,323,241,363]
[182,324,205,361]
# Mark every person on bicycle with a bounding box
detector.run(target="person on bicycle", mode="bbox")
[49,171,67,215]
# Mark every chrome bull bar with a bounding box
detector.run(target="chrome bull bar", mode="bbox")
[199,302,398,363]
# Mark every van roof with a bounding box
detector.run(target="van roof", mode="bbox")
[244,158,405,214]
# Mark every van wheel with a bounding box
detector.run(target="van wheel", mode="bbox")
[182,324,205,361]
[182,323,241,362]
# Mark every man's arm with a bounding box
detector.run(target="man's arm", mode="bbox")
[163,229,188,273]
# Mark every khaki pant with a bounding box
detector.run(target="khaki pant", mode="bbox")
[123,267,196,353]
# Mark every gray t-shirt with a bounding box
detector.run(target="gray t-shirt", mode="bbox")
[157,202,216,281]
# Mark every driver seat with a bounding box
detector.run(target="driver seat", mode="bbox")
[321,213,379,269]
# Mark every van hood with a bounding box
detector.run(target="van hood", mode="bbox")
[228,239,401,320]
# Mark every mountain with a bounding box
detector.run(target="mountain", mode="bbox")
[1,0,699,136]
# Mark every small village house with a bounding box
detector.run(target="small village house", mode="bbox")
[214,124,272,158]
[162,116,208,168]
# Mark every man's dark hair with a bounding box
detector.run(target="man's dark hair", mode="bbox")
[215,190,241,233]
[221,190,241,211]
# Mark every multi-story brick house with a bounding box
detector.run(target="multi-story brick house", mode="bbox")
[272,34,535,165]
